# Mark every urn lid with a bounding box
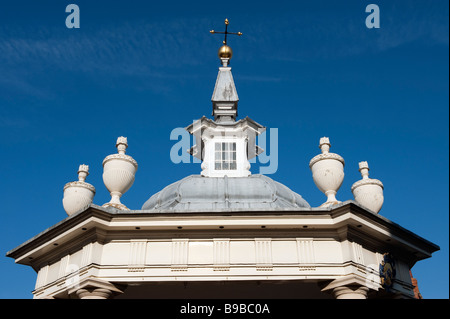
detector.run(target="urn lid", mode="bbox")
[309,137,344,168]
[351,161,384,192]
[102,136,138,169]
[63,164,96,193]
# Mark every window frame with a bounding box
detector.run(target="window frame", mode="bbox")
[214,141,237,171]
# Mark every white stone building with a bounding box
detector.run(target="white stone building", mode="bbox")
[6,22,439,299]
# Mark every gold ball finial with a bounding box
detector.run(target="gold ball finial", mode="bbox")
[218,44,233,59]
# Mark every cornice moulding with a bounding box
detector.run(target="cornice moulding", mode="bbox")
[6,202,439,269]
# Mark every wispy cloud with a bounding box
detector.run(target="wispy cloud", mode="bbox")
[0,4,446,97]
[0,18,219,96]
[237,3,448,64]
[0,19,209,74]
[238,75,282,83]
[0,115,29,129]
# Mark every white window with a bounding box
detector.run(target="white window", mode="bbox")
[214,142,237,170]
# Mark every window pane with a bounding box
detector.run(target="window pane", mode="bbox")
[214,142,238,171]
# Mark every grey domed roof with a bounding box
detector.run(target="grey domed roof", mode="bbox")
[142,174,310,211]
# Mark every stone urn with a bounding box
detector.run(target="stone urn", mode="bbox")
[102,136,138,210]
[309,137,345,207]
[351,161,384,214]
[63,164,96,216]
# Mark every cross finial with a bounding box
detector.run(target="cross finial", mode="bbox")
[210,18,242,45]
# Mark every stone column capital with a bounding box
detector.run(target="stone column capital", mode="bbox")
[76,287,114,299]
[332,285,369,299]
[68,278,124,299]
[320,274,374,299]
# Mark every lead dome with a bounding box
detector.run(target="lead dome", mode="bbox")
[142,174,310,211]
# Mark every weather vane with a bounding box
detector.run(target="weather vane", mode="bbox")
[210,19,242,64]
[210,18,242,45]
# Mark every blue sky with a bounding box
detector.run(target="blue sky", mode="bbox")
[0,0,448,298]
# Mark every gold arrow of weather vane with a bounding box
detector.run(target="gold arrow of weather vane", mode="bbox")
[210,18,242,45]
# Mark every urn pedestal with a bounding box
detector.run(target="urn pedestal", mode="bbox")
[309,137,345,207]
[63,165,96,216]
[351,161,384,214]
[102,137,138,210]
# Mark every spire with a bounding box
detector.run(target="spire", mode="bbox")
[210,19,242,123]
[184,19,266,178]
